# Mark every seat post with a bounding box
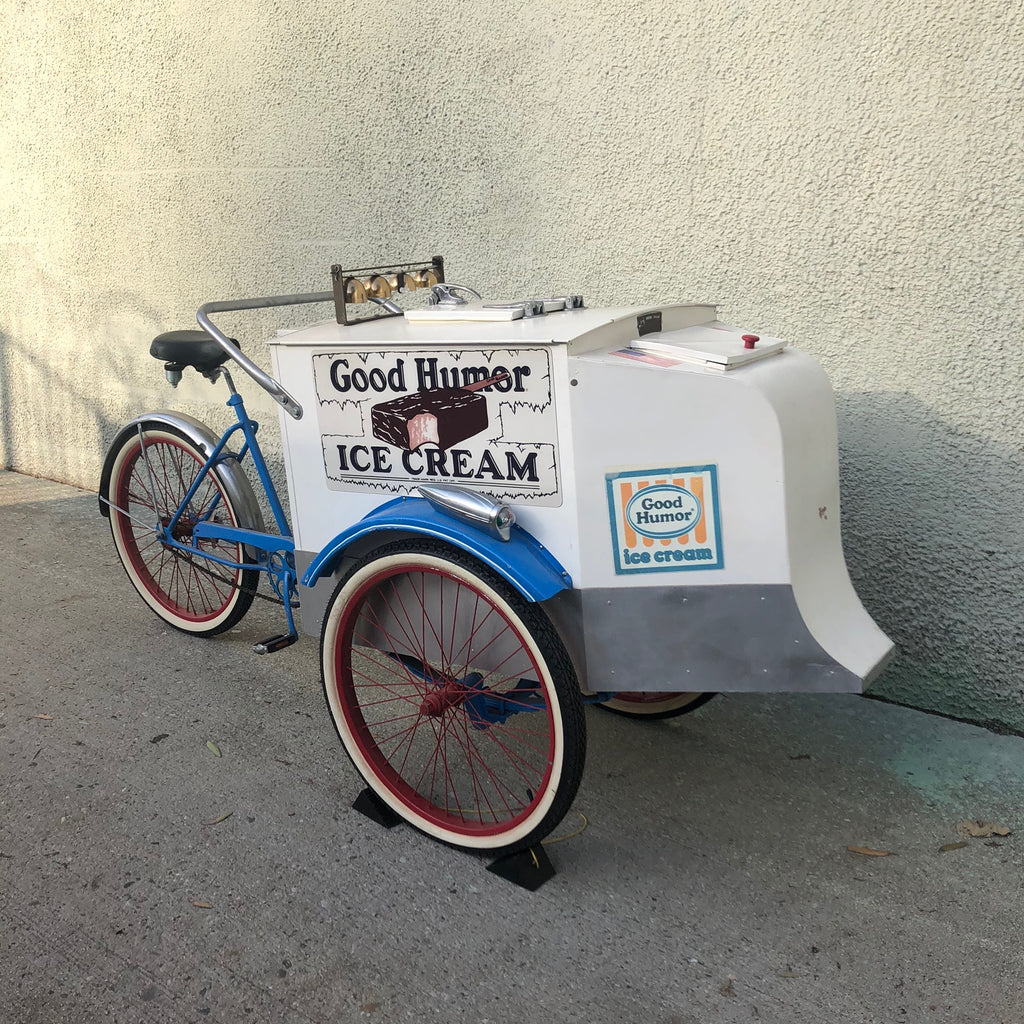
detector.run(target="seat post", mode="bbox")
[220,366,240,397]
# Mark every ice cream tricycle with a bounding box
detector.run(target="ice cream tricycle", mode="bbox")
[99,256,893,885]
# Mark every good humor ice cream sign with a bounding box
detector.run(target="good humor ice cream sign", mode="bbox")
[312,347,561,505]
[606,465,724,574]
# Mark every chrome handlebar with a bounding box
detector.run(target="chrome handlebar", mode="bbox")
[196,291,333,420]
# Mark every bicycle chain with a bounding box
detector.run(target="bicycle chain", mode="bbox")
[169,548,287,607]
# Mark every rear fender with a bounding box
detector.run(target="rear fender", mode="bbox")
[302,496,572,602]
[97,411,264,534]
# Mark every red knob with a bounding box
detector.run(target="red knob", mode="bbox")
[741,334,759,349]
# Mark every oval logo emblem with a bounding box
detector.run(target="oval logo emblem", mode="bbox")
[625,484,702,539]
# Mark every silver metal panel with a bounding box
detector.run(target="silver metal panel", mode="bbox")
[543,584,866,694]
[294,549,338,637]
[299,559,870,693]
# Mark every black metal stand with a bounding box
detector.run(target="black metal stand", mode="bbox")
[486,844,556,891]
[353,788,557,890]
[352,787,403,828]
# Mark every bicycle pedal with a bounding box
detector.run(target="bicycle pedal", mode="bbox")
[253,633,298,655]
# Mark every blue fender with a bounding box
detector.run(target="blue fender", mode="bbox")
[301,496,572,602]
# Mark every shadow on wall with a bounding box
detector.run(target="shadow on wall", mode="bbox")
[837,391,1023,732]
[0,256,290,498]
[0,252,170,484]
[0,302,287,528]
[0,319,143,485]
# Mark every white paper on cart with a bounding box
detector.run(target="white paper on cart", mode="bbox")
[404,304,525,323]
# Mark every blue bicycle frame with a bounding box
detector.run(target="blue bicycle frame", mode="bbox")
[150,368,300,646]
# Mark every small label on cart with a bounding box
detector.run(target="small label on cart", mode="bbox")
[636,311,662,337]
[606,465,723,573]
[312,347,561,505]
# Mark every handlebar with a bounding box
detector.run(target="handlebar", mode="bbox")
[196,291,333,420]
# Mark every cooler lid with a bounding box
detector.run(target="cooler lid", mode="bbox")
[630,321,786,369]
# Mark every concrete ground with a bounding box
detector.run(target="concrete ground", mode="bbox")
[1,468,1022,1024]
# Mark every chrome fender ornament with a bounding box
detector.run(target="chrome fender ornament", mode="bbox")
[417,483,515,541]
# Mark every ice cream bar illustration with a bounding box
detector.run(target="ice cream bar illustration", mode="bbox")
[371,373,510,451]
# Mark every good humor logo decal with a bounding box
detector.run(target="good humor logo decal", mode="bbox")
[606,465,723,574]
[312,347,561,506]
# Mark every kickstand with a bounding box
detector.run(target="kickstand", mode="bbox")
[486,844,556,891]
[352,788,403,829]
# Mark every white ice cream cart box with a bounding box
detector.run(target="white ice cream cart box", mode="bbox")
[269,288,893,697]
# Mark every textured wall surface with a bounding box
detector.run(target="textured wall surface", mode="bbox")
[2,1,1022,727]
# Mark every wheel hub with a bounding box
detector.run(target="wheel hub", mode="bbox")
[159,514,195,542]
[170,519,195,542]
[419,680,470,718]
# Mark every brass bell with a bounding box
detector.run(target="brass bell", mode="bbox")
[367,275,392,299]
[345,277,367,304]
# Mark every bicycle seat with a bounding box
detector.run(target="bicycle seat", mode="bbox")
[150,330,240,372]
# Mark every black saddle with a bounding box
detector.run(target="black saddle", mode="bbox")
[150,330,240,372]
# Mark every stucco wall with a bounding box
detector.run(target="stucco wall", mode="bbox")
[2,1,1022,728]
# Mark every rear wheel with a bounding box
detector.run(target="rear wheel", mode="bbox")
[107,425,257,635]
[320,540,586,853]
[599,691,717,719]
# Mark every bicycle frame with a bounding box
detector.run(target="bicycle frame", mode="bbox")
[144,368,300,640]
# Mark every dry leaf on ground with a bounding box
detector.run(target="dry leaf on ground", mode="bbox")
[205,812,233,826]
[206,741,221,757]
[846,845,892,857]
[939,842,968,853]
[191,900,212,909]
[956,820,1011,838]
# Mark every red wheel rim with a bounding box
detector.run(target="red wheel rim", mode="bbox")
[114,437,244,624]
[332,561,559,840]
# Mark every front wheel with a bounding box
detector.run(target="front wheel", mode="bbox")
[106,424,258,636]
[320,540,586,854]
